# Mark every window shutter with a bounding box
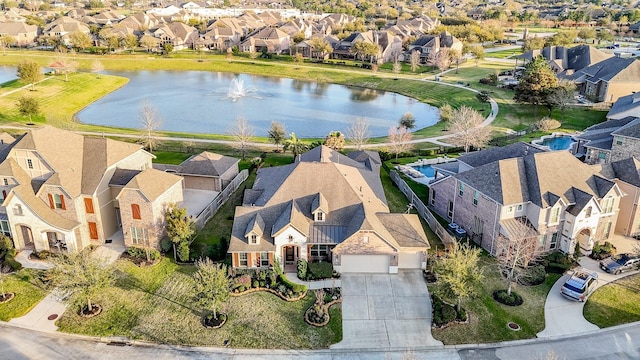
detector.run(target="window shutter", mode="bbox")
[88,222,98,239]
[84,198,94,214]
[60,195,66,210]
[48,194,54,209]
[132,204,141,219]
[1,190,6,199]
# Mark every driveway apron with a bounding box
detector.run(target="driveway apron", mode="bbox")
[331,270,443,350]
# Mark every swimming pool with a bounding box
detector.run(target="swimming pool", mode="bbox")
[533,135,576,151]
[411,164,435,178]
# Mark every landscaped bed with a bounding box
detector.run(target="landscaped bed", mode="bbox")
[584,272,640,328]
[56,257,341,348]
[429,256,560,344]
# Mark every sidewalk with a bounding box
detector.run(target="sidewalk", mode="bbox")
[8,292,66,332]
[14,250,53,270]
[285,273,341,290]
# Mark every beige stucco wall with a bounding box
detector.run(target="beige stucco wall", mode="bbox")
[615,180,640,236]
[183,175,218,191]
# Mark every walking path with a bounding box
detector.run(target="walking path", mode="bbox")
[8,292,65,332]
[285,273,341,290]
[537,256,639,338]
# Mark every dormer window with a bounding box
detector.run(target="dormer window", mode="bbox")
[550,206,560,223]
[249,234,258,244]
[315,211,325,222]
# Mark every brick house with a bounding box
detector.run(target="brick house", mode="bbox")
[429,147,622,256]
[228,146,430,274]
[0,126,185,253]
[573,117,640,165]
[567,57,640,103]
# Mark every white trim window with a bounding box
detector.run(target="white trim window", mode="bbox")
[260,252,269,267]
[239,253,248,267]
[550,206,560,223]
[602,197,614,214]
[131,227,147,245]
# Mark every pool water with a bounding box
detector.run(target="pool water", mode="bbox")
[538,135,575,151]
[412,165,435,178]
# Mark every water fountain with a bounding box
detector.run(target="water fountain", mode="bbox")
[224,78,259,102]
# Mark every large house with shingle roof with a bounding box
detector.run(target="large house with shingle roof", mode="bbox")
[573,116,640,165]
[228,146,430,273]
[516,45,612,78]
[567,57,640,103]
[429,149,622,256]
[0,126,185,253]
[607,93,640,120]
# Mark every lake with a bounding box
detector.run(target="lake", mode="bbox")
[0,66,16,84]
[76,71,441,137]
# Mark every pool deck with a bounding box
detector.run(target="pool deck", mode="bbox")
[531,132,579,152]
[401,158,457,186]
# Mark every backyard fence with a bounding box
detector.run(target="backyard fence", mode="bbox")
[390,170,455,249]
[193,169,249,230]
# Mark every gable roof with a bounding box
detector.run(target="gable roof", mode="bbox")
[458,142,546,169]
[607,93,640,120]
[177,151,239,177]
[611,117,640,139]
[568,57,640,83]
[118,168,182,202]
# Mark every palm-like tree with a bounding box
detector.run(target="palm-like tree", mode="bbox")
[283,132,308,157]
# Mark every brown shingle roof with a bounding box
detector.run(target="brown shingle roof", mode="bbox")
[119,168,182,202]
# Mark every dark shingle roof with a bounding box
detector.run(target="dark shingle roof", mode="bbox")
[612,118,640,139]
[458,142,545,169]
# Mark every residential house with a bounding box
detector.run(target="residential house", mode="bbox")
[120,12,162,32]
[331,30,402,64]
[567,57,640,103]
[407,31,463,64]
[294,35,338,59]
[429,149,622,256]
[0,22,38,46]
[42,16,90,45]
[516,45,612,77]
[0,126,186,253]
[385,15,440,41]
[600,157,640,237]
[228,146,430,273]
[573,117,640,165]
[239,26,290,54]
[151,22,199,50]
[606,92,640,120]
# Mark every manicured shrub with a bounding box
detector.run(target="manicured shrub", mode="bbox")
[520,265,546,286]
[159,237,173,253]
[252,280,259,288]
[0,235,13,251]
[279,274,306,294]
[543,251,577,274]
[127,246,160,261]
[535,117,561,131]
[441,304,457,323]
[296,259,308,280]
[35,250,50,260]
[493,289,524,306]
[177,241,190,262]
[590,241,616,260]
[233,275,251,290]
[307,262,333,280]
[4,255,22,271]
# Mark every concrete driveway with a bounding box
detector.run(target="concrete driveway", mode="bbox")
[331,270,443,350]
[537,256,639,338]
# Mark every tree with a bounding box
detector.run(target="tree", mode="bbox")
[430,49,452,73]
[193,259,230,321]
[91,60,104,78]
[54,49,78,82]
[545,30,578,47]
[433,242,483,311]
[17,96,39,123]
[48,251,115,314]
[410,50,420,73]
[514,56,559,117]
[163,42,174,54]
[387,126,413,163]
[447,105,491,152]
[578,28,596,42]
[308,37,332,60]
[347,117,371,150]
[596,30,614,44]
[123,34,138,53]
[439,103,453,122]
[522,37,545,52]
[324,131,345,150]
[469,45,484,67]
[267,121,286,151]
[165,203,195,261]
[283,132,308,157]
[398,112,416,129]
[392,58,402,74]
[16,60,43,91]
[546,79,576,118]
[293,52,304,66]
[69,31,91,51]
[138,100,161,153]
[495,220,544,296]
[0,34,15,55]
[230,117,254,160]
[352,40,379,63]
[140,35,160,52]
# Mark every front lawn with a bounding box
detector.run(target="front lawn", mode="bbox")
[0,269,47,321]
[430,256,560,344]
[583,273,640,328]
[57,257,341,348]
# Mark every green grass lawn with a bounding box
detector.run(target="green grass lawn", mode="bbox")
[152,151,193,165]
[583,273,640,328]
[56,257,341,348]
[431,257,560,344]
[486,49,524,58]
[0,269,48,321]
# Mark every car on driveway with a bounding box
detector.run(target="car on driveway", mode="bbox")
[560,269,598,302]
[599,253,640,275]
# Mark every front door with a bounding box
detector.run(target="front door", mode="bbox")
[20,225,34,249]
[283,245,298,266]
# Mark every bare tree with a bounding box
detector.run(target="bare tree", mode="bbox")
[91,60,104,79]
[447,106,492,152]
[347,117,371,150]
[54,49,78,82]
[231,117,254,159]
[546,79,576,119]
[495,219,545,296]
[392,58,402,74]
[387,126,413,163]
[430,48,452,73]
[139,100,162,153]
[410,50,420,72]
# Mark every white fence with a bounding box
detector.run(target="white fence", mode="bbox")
[390,170,455,248]
[193,169,249,229]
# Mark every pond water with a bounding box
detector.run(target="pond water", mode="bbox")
[76,71,441,137]
[0,66,16,84]
[411,164,435,178]
[535,135,576,151]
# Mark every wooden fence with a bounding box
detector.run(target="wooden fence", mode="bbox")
[193,169,249,229]
[390,170,455,249]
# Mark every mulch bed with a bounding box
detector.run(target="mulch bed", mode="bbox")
[0,292,15,304]
[304,299,342,327]
[79,304,103,318]
[202,313,227,329]
[119,253,160,267]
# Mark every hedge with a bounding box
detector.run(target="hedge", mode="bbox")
[279,274,306,294]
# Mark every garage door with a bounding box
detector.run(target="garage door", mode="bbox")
[398,252,422,269]
[341,255,389,273]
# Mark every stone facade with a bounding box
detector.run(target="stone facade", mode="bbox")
[610,136,640,163]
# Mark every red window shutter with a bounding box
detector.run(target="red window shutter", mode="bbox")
[60,195,66,210]
[84,198,94,214]
[233,253,239,267]
[2,190,6,199]
[88,222,98,240]
[48,194,54,209]
[132,204,141,220]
